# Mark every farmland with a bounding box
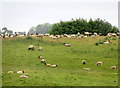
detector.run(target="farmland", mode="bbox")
[2,36,118,86]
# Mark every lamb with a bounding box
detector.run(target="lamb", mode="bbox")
[111,66,117,70]
[51,65,58,67]
[37,34,44,38]
[84,68,90,71]
[44,63,52,67]
[8,71,14,73]
[28,45,35,50]
[41,59,46,63]
[17,70,24,74]
[38,47,43,51]
[20,75,29,78]
[95,61,103,66]
[103,41,110,44]
[82,60,86,65]
[38,56,44,59]
[63,43,71,47]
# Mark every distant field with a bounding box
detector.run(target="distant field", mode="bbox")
[2,36,118,86]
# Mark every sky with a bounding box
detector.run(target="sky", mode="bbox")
[0,0,119,33]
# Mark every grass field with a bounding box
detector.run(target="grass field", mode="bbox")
[2,36,118,86]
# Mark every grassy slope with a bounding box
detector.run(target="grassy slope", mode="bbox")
[2,36,118,86]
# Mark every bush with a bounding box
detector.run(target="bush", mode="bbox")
[25,36,33,39]
[98,40,104,44]
[95,42,99,46]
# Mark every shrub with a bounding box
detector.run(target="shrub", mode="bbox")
[95,42,99,46]
[25,36,33,40]
[98,40,104,44]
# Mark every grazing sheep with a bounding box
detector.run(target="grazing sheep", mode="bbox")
[37,34,44,38]
[103,41,110,44]
[84,68,90,71]
[44,63,52,67]
[38,47,43,51]
[84,32,89,36]
[17,70,24,74]
[28,45,35,50]
[41,59,46,63]
[63,43,71,47]
[38,56,44,59]
[82,60,86,65]
[8,71,14,73]
[94,33,98,36]
[44,34,50,36]
[111,66,117,70]
[96,61,103,66]
[20,75,29,78]
[51,65,58,67]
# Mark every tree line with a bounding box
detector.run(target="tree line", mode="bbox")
[49,18,119,35]
[28,23,51,34]
[1,18,119,36]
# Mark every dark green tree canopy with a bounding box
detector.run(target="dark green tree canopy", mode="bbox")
[49,18,119,35]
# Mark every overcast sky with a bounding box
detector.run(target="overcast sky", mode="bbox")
[0,0,119,32]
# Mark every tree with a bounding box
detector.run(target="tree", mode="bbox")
[29,26,36,34]
[28,23,51,34]
[0,29,1,34]
[2,27,8,34]
[49,18,119,35]
[7,30,13,34]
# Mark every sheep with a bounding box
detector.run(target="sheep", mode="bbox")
[20,75,29,78]
[84,32,89,36]
[17,70,24,74]
[38,56,44,59]
[44,34,50,36]
[103,41,110,44]
[37,34,44,38]
[84,68,90,71]
[41,59,46,63]
[8,71,14,73]
[82,60,86,65]
[38,47,43,51]
[95,61,103,66]
[44,63,52,67]
[28,45,35,50]
[111,66,117,70]
[51,65,58,67]
[94,33,98,36]
[63,43,71,47]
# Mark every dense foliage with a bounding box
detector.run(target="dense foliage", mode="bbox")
[29,23,51,34]
[49,18,119,35]
[1,27,13,34]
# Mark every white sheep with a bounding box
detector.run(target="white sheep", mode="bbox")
[44,63,52,67]
[82,60,86,65]
[37,34,44,38]
[17,70,24,74]
[41,59,46,63]
[38,56,44,59]
[38,47,43,51]
[84,68,90,71]
[111,66,117,70]
[8,71,14,73]
[51,65,58,67]
[63,43,71,47]
[95,61,103,66]
[20,75,29,78]
[103,41,110,44]
[28,45,35,50]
